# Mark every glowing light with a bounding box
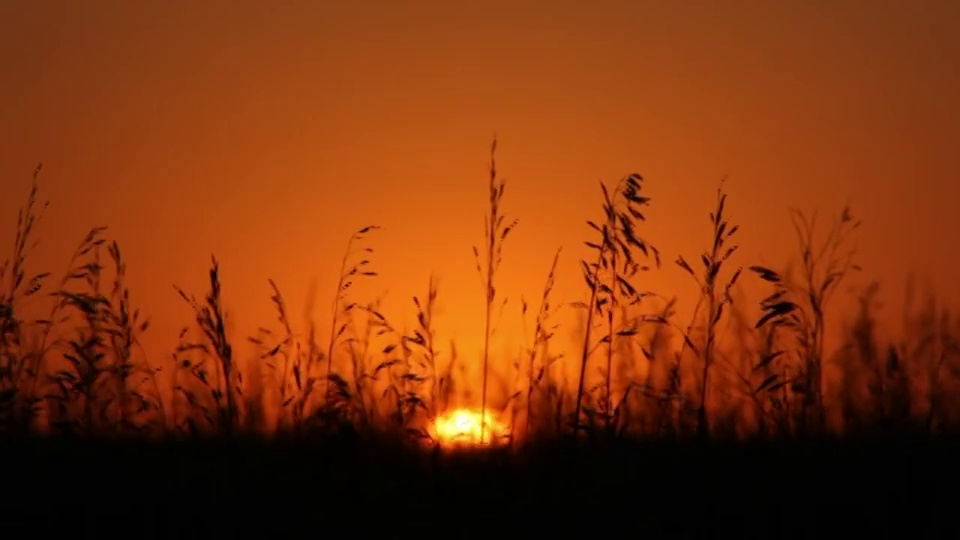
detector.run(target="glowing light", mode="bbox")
[432,408,510,447]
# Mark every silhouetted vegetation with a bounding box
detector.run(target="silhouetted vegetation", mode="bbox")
[2,147,958,535]
[4,148,960,441]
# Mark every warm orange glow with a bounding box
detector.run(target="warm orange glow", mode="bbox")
[432,408,511,447]
[1,2,958,442]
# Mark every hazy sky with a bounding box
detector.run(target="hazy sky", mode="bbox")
[1,0,958,369]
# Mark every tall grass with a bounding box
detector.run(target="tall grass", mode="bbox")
[675,180,743,437]
[174,258,240,434]
[472,136,517,442]
[749,206,861,435]
[518,247,562,440]
[1,151,957,444]
[0,164,49,431]
[572,173,660,436]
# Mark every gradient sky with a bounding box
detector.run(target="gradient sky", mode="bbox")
[2,0,958,371]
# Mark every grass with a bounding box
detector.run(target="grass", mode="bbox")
[473,136,516,443]
[571,172,662,437]
[2,144,959,535]
[675,179,742,437]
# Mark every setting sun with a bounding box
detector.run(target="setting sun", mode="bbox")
[432,408,511,447]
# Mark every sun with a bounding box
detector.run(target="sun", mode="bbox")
[431,408,510,447]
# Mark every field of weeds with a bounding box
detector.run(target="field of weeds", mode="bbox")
[2,143,959,535]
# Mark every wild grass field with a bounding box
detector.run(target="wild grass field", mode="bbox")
[2,142,958,535]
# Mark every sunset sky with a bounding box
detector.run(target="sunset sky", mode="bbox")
[1,0,958,373]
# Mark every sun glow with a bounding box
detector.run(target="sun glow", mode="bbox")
[432,408,510,447]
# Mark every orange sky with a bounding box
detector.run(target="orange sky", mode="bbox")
[2,0,959,376]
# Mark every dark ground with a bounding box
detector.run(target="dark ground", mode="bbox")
[2,434,957,538]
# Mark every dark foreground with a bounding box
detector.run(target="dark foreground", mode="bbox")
[2,434,957,538]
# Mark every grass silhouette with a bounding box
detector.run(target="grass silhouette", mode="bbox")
[1,145,959,535]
